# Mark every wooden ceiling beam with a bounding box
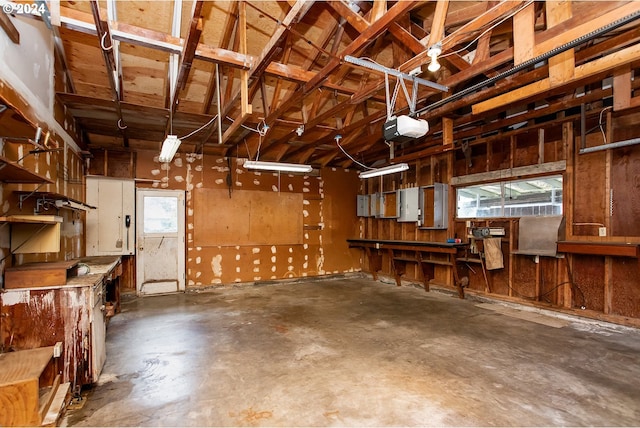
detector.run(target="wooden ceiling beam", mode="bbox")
[534,2,640,57]
[303,1,419,94]
[172,1,203,111]
[425,0,449,47]
[0,10,20,43]
[202,1,238,115]
[408,1,526,73]
[259,0,418,152]
[89,0,128,146]
[330,1,426,55]
[370,0,387,23]
[221,0,314,143]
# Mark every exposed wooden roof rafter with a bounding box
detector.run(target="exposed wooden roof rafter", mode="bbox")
[89,0,128,146]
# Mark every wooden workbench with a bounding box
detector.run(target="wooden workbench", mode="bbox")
[348,239,468,298]
[1,256,122,389]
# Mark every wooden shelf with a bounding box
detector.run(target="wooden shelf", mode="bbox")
[0,156,53,184]
[0,215,63,224]
[557,241,640,258]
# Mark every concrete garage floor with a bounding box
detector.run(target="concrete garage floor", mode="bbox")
[64,277,640,427]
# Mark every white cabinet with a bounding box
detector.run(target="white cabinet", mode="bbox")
[86,176,135,256]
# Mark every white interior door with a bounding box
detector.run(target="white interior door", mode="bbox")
[136,189,185,295]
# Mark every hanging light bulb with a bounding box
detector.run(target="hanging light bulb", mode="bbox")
[427,43,442,72]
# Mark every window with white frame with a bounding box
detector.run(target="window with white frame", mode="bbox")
[456,175,563,218]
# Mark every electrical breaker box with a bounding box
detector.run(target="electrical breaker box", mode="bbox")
[398,187,420,222]
[86,176,135,256]
[356,194,371,217]
[419,183,448,229]
[370,193,381,217]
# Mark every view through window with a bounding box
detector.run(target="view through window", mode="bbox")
[456,175,563,218]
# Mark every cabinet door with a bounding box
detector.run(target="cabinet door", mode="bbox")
[419,184,448,229]
[86,177,135,256]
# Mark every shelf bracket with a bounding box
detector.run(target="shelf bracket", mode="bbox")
[18,183,47,211]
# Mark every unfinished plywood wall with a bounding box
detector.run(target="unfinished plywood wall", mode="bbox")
[0,141,86,274]
[135,150,361,286]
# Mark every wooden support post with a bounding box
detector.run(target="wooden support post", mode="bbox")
[613,65,632,111]
[239,1,251,117]
[604,257,612,314]
[563,122,575,240]
[535,258,541,302]
[513,2,535,66]
[604,109,612,233]
[508,220,515,298]
[546,1,575,86]
[442,117,454,146]
[538,128,545,164]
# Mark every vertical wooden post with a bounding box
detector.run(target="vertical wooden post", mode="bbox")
[239,1,251,117]
[442,117,454,146]
[562,121,574,307]
[546,1,575,85]
[508,220,514,297]
[513,2,535,66]
[613,65,632,111]
[538,128,545,164]
[604,109,612,234]
[604,256,612,314]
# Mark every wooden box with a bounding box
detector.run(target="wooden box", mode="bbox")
[4,260,79,289]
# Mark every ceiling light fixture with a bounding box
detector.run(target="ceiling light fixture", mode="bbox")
[244,160,313,173]
[159,104,181,163]
[359,163,409,179]
[427,43,442,72]
[159,135,181,163]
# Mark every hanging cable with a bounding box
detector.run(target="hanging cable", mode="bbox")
[599,106,613,144]
[179,115,218,140]
[225,116,268,136]
[335,135,372,170]
[255,133,263,161]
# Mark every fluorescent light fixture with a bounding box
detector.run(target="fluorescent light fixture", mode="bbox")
[159,135,181,163]
[244,160,313,173]
[359,163,409,179]
[427,43,442,72]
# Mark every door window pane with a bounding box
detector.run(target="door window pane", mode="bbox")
[144,196,178,233]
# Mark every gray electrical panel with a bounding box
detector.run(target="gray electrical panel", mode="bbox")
[370,193,381,217]
[357,194,371,217]
[398,187,420,222]
[419,183,448,229]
